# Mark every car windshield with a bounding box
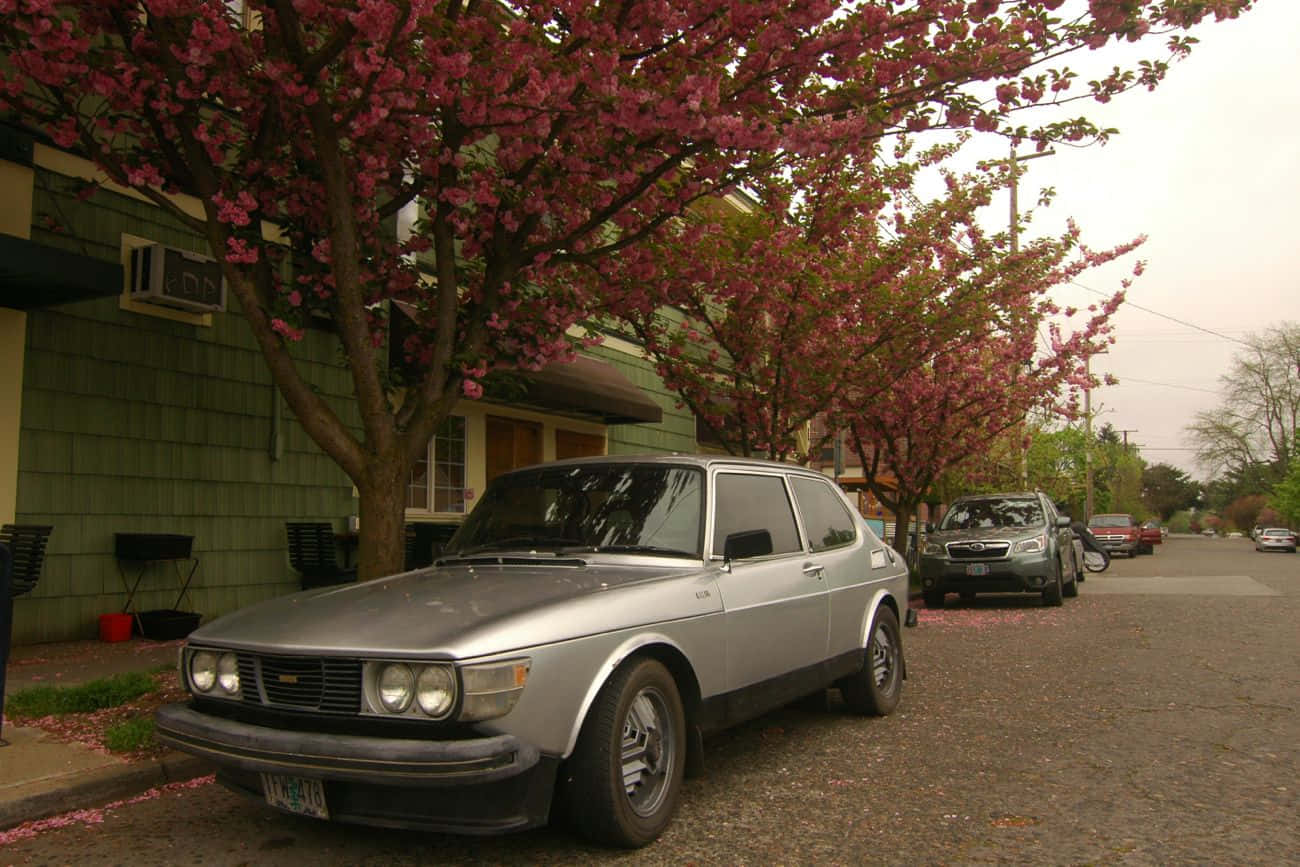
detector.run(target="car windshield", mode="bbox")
[1089,515,1133,528]
[940,498,1043,530]
[446,463,705,558]
[1263,529,1291,537]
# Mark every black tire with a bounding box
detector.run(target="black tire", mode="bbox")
[562,658,686,848]
[923,590,945,609]
[1063,554,1079,598]
[840,606,903,716]
[1042,562,1063,606]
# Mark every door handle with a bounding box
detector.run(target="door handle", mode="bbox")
[802,563,825,580]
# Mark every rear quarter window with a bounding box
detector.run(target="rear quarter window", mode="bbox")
[790,476,857,552]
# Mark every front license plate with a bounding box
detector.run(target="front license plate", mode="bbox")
[261,774,329,819]
[965,563,990,576]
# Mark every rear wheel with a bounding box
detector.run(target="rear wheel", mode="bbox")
[840,607,903,716]
[562,658,685,848]
[1063,554,1079,598]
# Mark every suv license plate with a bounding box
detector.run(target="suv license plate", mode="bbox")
[261,773,329,819]
[965,563,989,576]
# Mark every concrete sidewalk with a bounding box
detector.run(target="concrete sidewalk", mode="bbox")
[1,637,211,830]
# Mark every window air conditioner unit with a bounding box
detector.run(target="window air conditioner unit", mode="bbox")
[130,243,227,313]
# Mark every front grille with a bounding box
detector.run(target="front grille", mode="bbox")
[946,541,1010,559]
[237,653,362,714]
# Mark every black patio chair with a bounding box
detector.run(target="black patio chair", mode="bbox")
[0,524,54,598]
[285,522,356,590]
[405,523,460,570]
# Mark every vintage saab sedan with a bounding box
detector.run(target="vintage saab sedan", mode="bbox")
[156,455,910,848]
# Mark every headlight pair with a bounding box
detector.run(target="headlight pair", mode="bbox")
[373,662,456,718]
[364,658,530,722]
[188,650,241,698]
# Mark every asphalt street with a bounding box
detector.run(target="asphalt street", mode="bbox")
[2,535,1296,865]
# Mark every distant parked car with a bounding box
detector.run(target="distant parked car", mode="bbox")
[919,491,1078,608]
[1139,520,1163,555]
[1227,531,1243,539]
[1255,528,1297,553]
[1088,513,1142,556]
[1201,528,1217,537]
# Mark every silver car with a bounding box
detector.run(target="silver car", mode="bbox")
[156,456,910,847]
[1255,527,1297,553]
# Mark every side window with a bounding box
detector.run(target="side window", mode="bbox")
[790,477,858,552]
[712,473,801,556]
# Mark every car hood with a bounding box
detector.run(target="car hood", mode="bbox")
[187,555,715,659]
[929,526,1043,544]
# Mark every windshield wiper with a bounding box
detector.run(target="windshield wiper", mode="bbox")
[454,536,585,555]
[562,544,697,558]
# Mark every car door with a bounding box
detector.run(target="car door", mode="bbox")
[788,474,868,660]
[709,470,829,702]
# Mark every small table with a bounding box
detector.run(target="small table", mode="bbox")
[114,533,199,620]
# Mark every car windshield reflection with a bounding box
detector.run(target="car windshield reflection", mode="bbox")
[446,464,705,558]
[939,498,1043,531]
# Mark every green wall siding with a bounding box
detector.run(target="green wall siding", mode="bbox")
[12,172,357,644]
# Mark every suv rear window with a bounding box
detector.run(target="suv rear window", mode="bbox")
[940,498,1043,531]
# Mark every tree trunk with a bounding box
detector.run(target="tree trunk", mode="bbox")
[355,457,411,581]
[891,499,920,561]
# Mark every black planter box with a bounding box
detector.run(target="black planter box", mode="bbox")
[134,609,201,640]
[115,533,193,561]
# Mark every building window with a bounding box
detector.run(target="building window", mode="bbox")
[408,415,466,513]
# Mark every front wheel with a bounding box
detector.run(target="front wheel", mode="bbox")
[840,606,903,716]
[1042,563,1063,606]
[562,658,686,848]
[923,590,945,609]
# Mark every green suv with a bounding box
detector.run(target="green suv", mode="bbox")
[919,491,1079,608]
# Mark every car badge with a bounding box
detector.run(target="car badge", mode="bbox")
[278,674,300,684]
[969,542,985,551]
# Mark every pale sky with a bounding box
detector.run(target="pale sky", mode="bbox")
[980,0,1299,480]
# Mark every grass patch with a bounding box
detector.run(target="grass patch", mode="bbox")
[104,716,156,753]
[5,671,158,717]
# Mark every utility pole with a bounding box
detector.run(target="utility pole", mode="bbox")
[1007,144,1054,487]
[1118,429,1139,450]
[1084,348,1107,521]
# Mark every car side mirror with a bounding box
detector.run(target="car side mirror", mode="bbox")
[1055,516,1072,528]
[925,522,935,534]
[723,529,773,562]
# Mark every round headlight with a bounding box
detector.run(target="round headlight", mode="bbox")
[190,651,217,693]
[416,666,456,717]
[217,653,240,695]
[378,663,414,713]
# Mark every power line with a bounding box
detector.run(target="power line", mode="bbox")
[1068,279,1253,347]
[1104,375,1221,395]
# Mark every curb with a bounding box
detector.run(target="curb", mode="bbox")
[0,750,212,831]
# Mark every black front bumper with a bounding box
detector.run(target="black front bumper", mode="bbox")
[919,556,1051,594]
[156,703,555,834]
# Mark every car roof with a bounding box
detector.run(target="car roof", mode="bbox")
[949,491,1041,502]
[505,453,835,480]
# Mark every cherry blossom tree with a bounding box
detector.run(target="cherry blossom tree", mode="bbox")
[0,0,1251,577]
[838,223,1139,553]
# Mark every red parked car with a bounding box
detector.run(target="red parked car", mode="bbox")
[1139,520,1163,555]
[1088,513,1142,557]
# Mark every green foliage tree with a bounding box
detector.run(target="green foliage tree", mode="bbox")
[1270,460,1300,526]
[1141,463,1203,521]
